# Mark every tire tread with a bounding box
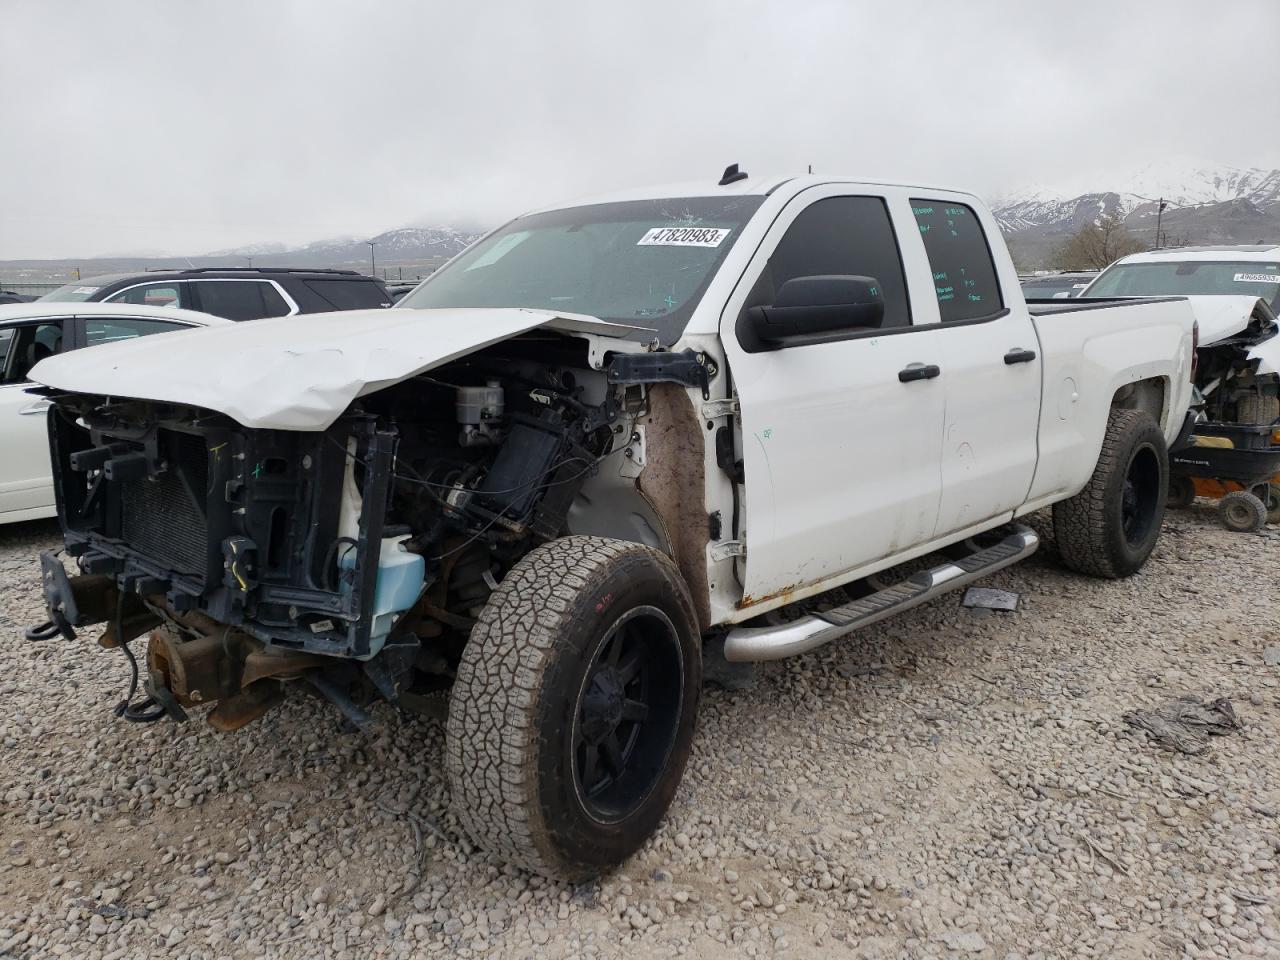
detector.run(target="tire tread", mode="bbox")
[1053,408,1166,579]
[444,535,695,880]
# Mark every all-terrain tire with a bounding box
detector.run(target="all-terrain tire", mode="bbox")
[1053,409,1168,579]
[445,536,701,882]
[1218,490,1267,533]
[1236,394,1280,426]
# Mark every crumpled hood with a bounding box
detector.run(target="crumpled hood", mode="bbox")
[1183,295,1273,344]
[31,307,645,430]
[1181,295,1280,377]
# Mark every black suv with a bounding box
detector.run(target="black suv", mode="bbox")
[40,268,393,321]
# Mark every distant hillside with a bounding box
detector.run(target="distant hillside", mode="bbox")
[0,224,485,286]
[996,162,1280,269]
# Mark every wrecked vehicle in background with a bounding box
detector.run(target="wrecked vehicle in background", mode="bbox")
[1083,247,1280,425]
[1083,247,1280,527]
[29,170,1196,881]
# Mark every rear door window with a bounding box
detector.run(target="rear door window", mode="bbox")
[190,280,288,321]
[256,283,292,317]
[302,279,393,310]
[911,200,1003,322]
[106,282,190,309]
[83,317,189,346]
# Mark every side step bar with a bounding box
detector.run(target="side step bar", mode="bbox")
[722,525,1039,662]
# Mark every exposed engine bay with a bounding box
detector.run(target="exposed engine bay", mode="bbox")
[1193,305,1280,426]
[37,332,712,729]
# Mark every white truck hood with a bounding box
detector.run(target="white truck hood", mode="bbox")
[1182,295,1280,376]
[1183,295,1271,344]
[30,307,647,430]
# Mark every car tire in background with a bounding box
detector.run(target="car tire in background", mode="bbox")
[1053,409,1168,579]
[1218,490,1268,533]
[1265,483,1280,525]
[1236,394,1280,426]
[1166,476,1196,509]
[445,536,701,882]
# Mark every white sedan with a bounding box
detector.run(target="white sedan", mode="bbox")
[0,301,229,523]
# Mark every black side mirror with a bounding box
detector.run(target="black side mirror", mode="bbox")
[740,275,885,351]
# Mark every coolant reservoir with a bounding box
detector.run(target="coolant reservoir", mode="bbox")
[338,535,425,656]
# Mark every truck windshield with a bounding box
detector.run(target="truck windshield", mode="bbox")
[1084,261,1280,309]
[40,277,127,302]
[396,196,764,344]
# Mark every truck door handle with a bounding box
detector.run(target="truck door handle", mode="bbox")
[898,363,941,383]
[1003,348,1037,365]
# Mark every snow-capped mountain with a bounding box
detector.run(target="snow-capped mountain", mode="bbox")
[995,160,1280,268]
[1118,159,1280,210]
[370,225,482,256]
[205,240,290,258]
[994,191,1123,233]
[203,225,482,265]
[994,161,1280,233]
[0,223,488,284]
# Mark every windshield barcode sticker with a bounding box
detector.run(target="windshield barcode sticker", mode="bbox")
[1234,272,1278,283]
[73,286,100,295]
[638,226,730,247]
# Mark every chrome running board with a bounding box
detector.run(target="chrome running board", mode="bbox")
[722,525,1039,662]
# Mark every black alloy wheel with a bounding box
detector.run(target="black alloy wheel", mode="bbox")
[1120,441,1163,547]
[573,605,683,823]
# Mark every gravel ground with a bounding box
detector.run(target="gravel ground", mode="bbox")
[1,506,1279,960]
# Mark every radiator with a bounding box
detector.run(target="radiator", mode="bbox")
[119,430,210,581]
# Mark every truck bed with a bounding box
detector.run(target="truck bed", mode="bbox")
[1021,294,1196,512]
[1026,296,1185,316]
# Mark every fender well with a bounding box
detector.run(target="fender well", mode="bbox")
[563,383,711,630]
[1110,376,1168,432]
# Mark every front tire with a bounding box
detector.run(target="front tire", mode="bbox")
[445,536,701,881]
[1054,409,1168,579]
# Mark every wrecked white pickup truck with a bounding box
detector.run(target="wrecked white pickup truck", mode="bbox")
[29,170,1197,881]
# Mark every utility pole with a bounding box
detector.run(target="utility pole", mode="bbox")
[367,240,377,278]
[245,255,253,268]
[1132,194,1170,251]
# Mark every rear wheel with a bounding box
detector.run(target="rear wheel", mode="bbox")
[1219,490,1267,533]
[1166,476,1196,509]
[445,536,700,881]
[1053,409,1168,579]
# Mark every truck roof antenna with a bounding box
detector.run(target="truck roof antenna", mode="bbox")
[718,163,748,186]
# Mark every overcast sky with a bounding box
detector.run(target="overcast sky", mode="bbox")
[3,0,1278,259]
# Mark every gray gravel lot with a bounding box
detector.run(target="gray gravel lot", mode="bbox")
[1,507,1279,959]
